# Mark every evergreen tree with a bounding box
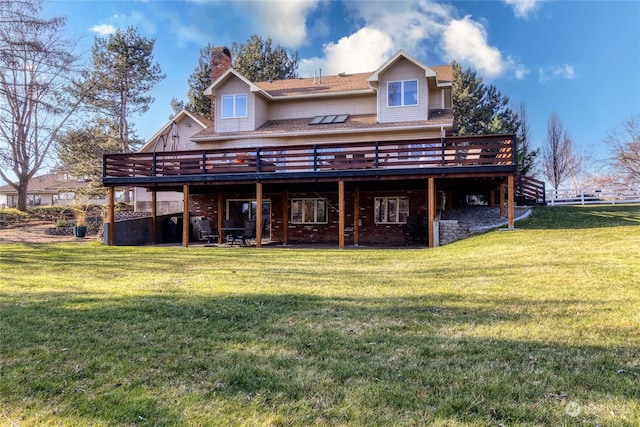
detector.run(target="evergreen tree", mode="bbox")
[171,43,216,118]
[452,61,538,176]
[80,26,164,202]
[452,61,517,136]
[232,35,299,82]
[55,120,123,198]
[515,102,539,177]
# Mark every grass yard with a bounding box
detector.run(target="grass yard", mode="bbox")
[0,205,639,426]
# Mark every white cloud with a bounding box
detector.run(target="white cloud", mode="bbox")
[442,16,505,78]
[90,24,116,35]
[300,28,394,76]
[539,64,577,83]
[239,0,321,48]
[510,59,530,80]
[503,0,542,19]
[300,1,526,80]
[90,11,157,37]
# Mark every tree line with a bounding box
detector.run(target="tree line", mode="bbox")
[1,0,637,211]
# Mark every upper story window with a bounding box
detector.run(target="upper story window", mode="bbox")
[221,94,247,118]
[387,80,418,107]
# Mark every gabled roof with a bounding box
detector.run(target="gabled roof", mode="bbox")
[139,109,212,153]
[204,50,452,101]
[203,68,264,97]
[0,172,89,194]
[367,50,451,87]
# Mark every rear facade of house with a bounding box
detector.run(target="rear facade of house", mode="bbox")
[102,48,535,248]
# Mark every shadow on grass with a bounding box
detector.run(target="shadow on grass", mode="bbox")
[520,205,640,230]
[1,291,637,426]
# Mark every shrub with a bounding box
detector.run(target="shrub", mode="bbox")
[0,208,30,225]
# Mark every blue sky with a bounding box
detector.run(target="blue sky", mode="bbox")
[41,0,640,178]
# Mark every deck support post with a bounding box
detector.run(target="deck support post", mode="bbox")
[282,188,289,245]
[151,190,157,245]
[489,189,496,209]
[256,182,263,248]
[428,177,435,248]
[500,184,506,218]
[338,180,345,249]
[508,175,515,229]
[353,186,360,247]
[182,185,189,247]
[107,187,115,246]
[217,191,224,244]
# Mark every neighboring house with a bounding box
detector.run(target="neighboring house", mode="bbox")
[134,109,213,214]
[0,171,107,208]
[104,49,537,247]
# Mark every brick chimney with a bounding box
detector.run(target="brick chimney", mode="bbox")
[210,46,232,123]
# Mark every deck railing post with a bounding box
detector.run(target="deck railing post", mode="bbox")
[256,147,261,173]
[102,155,107,179]
[374,142,379,168]
[441,136,446,166]
[152,152,157,176]
[313,145,318,171]
[202,151,207,174]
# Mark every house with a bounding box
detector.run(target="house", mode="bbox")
[134,109,213,214]
[103,48,538,247]
[0,170,107,208]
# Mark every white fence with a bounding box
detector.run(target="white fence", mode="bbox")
[546,186,640,206]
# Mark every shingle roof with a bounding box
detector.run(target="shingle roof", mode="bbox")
[0,172,89,194]
[193,110,453,140]
[254,72,373,97]
[253,65,453,98]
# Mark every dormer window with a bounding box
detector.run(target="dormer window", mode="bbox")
[388,80,418,107]
[221,94,247,118]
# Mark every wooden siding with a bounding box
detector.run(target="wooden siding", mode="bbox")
[215,78,254,133]
[254,94,269,130]
[378,58,428,124]
[267,95,376,121]
[428,89,442,109]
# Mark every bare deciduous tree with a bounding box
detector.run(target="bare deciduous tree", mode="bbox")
[605,114,640,185]
[541,112,580,190]
[0,0,83,210]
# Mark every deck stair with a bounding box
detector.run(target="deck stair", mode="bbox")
[516,175,546,205]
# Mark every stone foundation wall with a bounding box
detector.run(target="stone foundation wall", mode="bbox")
[438,219,470,246]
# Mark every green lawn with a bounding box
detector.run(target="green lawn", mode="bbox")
[1,205,639,426]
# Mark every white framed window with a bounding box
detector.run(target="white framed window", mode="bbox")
[387,80,418,107]
[291,198,328,224]
[221,94,247,118]
[375,196,409,224]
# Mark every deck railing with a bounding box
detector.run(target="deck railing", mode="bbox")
[103,135,515,180]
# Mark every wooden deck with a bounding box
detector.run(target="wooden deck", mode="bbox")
[103,134,516,186]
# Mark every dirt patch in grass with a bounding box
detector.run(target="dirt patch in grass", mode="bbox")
[0,221,94,244]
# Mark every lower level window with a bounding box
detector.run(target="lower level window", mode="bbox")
[375,197,409,224]
[291,198,327,224]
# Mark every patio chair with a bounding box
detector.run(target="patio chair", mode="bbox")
[241,220,256,246]
[198,219,219,246]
